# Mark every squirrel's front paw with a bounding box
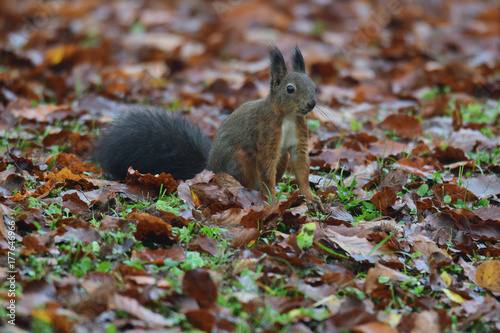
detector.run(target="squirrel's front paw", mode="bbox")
[304,192,326,214]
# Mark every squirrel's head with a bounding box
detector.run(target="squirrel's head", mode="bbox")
[268,45,317,117]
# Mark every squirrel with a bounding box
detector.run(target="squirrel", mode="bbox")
[93,45,325,213]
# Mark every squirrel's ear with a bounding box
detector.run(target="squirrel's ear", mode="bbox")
[269,45,287,87]
[291,45,305,73]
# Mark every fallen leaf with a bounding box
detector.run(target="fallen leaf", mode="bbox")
[378,113,423,138]
[462,175,500,199]
[409,310,440,333]
[322,227,394,258]
[130,212,179,246]
[371,186,398,215]
[353,321,399,333]
[185,309,216,332]
[365,264,409,294]
[111,294,174,327]
[476,260,500,292]
[393,157,441,178]
[183,268,218,309]
[442,288,465,304]
[132,244,186,264]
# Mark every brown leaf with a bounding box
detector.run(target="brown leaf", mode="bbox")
[183,268,218,309]
[188,235,221,256]
[232,228,261,248]
[185,309,216,332]
[358,217,404,239]
[130,212,179,246]
[432,146,468,164]
[472,206,500,222]
[407,234,450,258]
[9,102,67,122]
[408,310,441,333]
[0,171,25,195]
[158,211,191,228]
[434,183,477,204]
[322,226,394,258]
[42,130,94,157]
[313,147,366,170]
[117,264,147,277]
[211,206,259,229]
[46,167,85,182]
[61,191,90,214]
[98,215,130,232]
[232,253,267,275]
[377,168,408,192]
[461,175,500,199]
[178,171,252,212]
[55,226,100,244]
[365,264,410,294]
[236,187,265,208]
[457,257,477,285]
[132,244,186,264]
[111,294,174,327]
[22,230,59,253]
[323,205,356,225]
[33,303,75,333]
[330,295,377,329]
[470,220,500,241]
[320,265,357,285]
[393,157,441,178]
[192,183,233,205]
[353,321,399,333]
[379,113,423,138]
[371,186,398,215]
[46,153,101,175]
[210,172,244,196]
[367,141,414,158]
[125,167,177,196]
[73,281,116,318]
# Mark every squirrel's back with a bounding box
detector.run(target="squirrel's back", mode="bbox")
[93,106,211,180]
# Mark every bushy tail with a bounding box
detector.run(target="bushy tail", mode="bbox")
[93,106,211,180]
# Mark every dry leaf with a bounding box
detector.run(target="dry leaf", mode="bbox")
[476,260,500,292]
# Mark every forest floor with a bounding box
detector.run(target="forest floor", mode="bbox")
[1,0,500,332]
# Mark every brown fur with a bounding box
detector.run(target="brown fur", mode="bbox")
[207,45,324,212]
[233,148,257,189]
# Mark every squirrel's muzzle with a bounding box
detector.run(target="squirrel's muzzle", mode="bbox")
[302,99,316,115]
[307,100,316,110]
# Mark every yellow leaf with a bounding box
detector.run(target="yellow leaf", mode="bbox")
[32,308,51,323]
[442,288,465,304]
[476,260,500,292]
[46,45,65,65]
[440,271,452,286]
[377,311,403,328]
[287,309,302,318]
[190,188,201,207]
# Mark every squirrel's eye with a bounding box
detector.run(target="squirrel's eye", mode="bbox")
[286,84,295,94]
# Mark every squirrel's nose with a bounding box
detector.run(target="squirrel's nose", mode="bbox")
[307,100,316,110]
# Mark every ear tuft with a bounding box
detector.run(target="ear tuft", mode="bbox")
[269,44,287,80]
[291,45,306,73]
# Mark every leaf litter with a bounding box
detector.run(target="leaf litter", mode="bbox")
[1,0,500,332]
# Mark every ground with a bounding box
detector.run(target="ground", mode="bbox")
[0,0,500,332]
